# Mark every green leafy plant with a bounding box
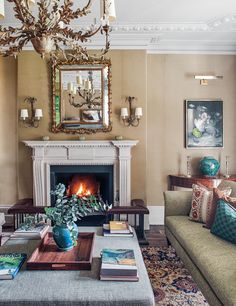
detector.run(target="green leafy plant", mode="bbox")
[45,183,110,227]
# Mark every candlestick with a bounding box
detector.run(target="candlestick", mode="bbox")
[186,156,191,177]
[225,155,230,178]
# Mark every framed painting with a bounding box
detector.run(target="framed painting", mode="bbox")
[185,99,223,148]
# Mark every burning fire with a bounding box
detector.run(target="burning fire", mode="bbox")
[76,183,92,197]
[67,175,99,197]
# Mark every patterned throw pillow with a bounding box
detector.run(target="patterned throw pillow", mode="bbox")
[189,184,213,223]
[205,188,236,229]
[189,184,231,224]
[211,200,236,244]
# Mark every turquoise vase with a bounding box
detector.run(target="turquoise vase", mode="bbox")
[199,156,220,176]
[52,223,79,251]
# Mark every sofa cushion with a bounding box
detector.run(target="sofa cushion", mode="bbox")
[166,215,236,306]
[211,200,236,244]
[206,188,236,229]
[189,184,213,223]
[218,180,236,197]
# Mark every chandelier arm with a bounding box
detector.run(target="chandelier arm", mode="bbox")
[57,25,102,43]
[37,0,61,32]
[59,0,92,24]
[8,0,35,24]
[0,37,29,56]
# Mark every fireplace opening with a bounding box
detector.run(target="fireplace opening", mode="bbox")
[66,175,100,197]
[50,165,114,226]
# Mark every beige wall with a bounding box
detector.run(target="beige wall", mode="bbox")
[1,52,236,207]
[17,51,147,202]
[147,54,236,205]
[0,57,17,204]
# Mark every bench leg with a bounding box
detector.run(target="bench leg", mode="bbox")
[136,215,149,246]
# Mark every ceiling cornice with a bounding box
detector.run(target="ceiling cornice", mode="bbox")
[2,14,236,54]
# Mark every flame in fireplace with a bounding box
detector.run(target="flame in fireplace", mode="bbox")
[67,175,99,197]
[76,183,92,197]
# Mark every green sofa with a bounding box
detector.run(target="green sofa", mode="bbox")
[164,181,236,306]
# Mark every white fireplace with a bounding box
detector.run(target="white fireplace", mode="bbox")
[23,140,138,207]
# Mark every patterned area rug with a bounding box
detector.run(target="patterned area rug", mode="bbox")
[141,246,209,306]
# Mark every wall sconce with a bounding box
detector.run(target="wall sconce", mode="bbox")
[20,97,43,128]
[120,96,142,127]
[194,75,223,86]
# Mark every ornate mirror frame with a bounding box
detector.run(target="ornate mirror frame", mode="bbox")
[51,57,112,134]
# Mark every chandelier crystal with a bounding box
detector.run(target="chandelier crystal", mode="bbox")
[0,0,116,58]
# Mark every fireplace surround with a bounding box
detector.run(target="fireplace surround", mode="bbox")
[23,140,138,207]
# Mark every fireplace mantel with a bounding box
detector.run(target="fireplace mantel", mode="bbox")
[23,140,138,207]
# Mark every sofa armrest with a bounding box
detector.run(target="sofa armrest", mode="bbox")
[164,191,192,218]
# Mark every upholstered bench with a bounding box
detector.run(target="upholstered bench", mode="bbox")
[0,227,155,306]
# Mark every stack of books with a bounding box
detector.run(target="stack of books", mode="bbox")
[10,223,49,240]
[0,253,26,280]
[100,248,139,281]
[103,221,134,237]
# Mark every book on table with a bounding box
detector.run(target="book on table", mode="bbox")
[103,224,134,237]
[109,221,131,234]
[100,248,139,281]
[0,253,26,280]
[10,223,49,239]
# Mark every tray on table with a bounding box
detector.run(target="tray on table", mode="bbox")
[27,232,95,271]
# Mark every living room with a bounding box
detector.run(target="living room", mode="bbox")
[0,1,235,306]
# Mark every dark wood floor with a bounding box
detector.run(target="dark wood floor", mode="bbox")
[145,225,168,247]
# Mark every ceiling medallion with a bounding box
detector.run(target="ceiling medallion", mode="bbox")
[0,0,116,59]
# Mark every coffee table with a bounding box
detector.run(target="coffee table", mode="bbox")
[0,227,155,306]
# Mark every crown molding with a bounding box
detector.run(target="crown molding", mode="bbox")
[2,13,236,54]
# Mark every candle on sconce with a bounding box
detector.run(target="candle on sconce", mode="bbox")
[121,108,128,118]
[72,86,77,96]
[135,107,143,118]
[34,109,43,120]
[88,80,92,90]
[76,76,82,86]
[84,80,91,90]
[20,109,29,120]
[67,82,74,93]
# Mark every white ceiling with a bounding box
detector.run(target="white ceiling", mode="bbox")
[1,0,236,53]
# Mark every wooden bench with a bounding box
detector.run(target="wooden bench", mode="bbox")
[7,198,149,245]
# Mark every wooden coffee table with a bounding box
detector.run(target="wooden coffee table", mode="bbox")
[0,227,155,306]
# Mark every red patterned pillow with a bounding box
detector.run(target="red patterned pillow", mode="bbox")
[189,184,213,223]
[189,184,231,223]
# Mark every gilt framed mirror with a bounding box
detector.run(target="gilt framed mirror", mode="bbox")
[51,58,112,134]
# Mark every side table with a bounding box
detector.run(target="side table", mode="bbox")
[169,174,236,190]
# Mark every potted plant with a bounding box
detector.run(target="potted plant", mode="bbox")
[45,183,108,251]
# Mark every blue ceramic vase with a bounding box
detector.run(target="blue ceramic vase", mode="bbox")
[52,223,79,251]
[199,156,220,176]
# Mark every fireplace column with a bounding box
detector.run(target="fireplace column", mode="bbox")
[112,141,137,206]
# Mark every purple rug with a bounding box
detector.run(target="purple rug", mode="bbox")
[141,246,209,306]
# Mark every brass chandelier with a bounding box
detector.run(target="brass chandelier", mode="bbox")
[0,0,116,58]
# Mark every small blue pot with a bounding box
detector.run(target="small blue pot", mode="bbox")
[199,156,220,176]
[52,223,79,251]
